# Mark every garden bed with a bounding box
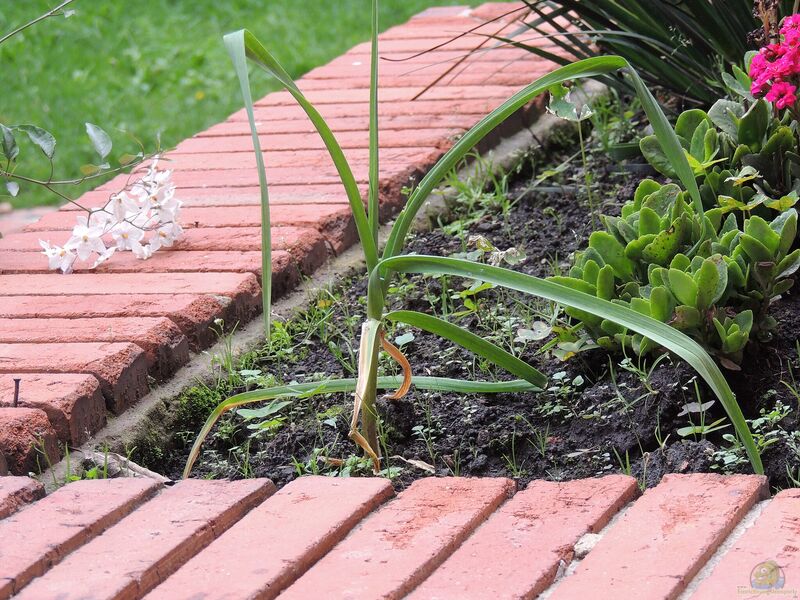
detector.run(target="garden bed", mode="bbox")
[144,112,800,492]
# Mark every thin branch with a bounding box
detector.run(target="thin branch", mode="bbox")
[381,3,531,62]
[0,0,77,46]
[410,8,530,101]
[2,154,151,188]
[0,170,89,210]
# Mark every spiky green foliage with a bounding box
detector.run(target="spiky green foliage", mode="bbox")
[515,0,795,106]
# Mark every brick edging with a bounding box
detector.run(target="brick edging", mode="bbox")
[1,474,793,598]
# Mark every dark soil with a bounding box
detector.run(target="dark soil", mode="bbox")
[152,126,800,493]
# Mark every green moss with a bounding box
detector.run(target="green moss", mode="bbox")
[174,386,223,431]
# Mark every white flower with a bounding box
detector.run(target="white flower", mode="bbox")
[39,240,77,274]
[106,191,140,222]
[110,221,145,251]
[41,160,181,273]
[91,247,116,268]
[70,211,112,232]
[149,221,182,251]
[132,242,153,260]
[65,223,107,261]
[140,157,172,187]
[153,193,181,225]
[132,178,175,211]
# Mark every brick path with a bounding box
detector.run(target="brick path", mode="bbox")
[0,2,563,473]
[1,473,796,598]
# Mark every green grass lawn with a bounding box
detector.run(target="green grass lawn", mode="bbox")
[0,0,474,208]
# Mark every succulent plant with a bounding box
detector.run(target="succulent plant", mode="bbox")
[730,208,800,339]
[551,171,799,367]
[641,68,800,222]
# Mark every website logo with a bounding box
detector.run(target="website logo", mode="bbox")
[737,560,798,597]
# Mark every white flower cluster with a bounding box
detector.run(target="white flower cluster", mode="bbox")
[40,159,182,274]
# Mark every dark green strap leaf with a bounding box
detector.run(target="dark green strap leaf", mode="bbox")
[386,309,547,389]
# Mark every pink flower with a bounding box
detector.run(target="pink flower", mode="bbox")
[749,52,769,79]
[749,15,800,107]
[765,81,797,109]
[781,14,800,34]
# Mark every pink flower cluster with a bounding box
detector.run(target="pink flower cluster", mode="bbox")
[750,14,800,110]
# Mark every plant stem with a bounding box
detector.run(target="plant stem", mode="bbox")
[0,170,90,211]
[0,0,76,46]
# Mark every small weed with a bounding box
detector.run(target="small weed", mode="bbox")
[714,399,796,472]
[612,447,632,476]
[441,153,515,238]
[539,371,584,420]
[530,422,551,459]
[502,431,526,478]
[411,399,439,468]
[676,382,729,441]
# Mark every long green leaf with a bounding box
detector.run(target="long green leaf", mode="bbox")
[371,255,763,474]
[224,30,272,340]
[386,309,547,389]
[382,55,701,262]
[183,375,538,477]
[223,30,379,271]
[368,0,380,241]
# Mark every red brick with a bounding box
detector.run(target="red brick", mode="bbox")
[334,47,531,65]
[548,474,769,600]
[137,184,367,211]
[691,488,800,598]
[0,476,44,521]
[0,294,226,351]
[0,272,261,318]
[155,182,357,205]
[173,128,458,153]
[40,203,352,230]
[41,204,357,255]
[157,147,439,172]
[148,476,393,599]
[302,57,455,82]
[378,18,520,41]
[150,226,327,265]
[171,167,362,189]
[293,71,535,90]
[198,113,485,136]
[0,343,149,413]
[0,248,296,301]
[0,318,189,379]
[239,98,510,122]
[412,5,472,19]
[35,249,298,296]
[410,475,638,599]
[0,374,105,445]
[0,407,59,475]
[5,224,324,255]
[256,85,529,107]
[16,479,275,600]
[470,2,531,22]
[380,18,478,38]
[0,478,160,599]
[0,248,263,278]
[301,54,536,82]
[282,477,514,599]
[347,35,490,55]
